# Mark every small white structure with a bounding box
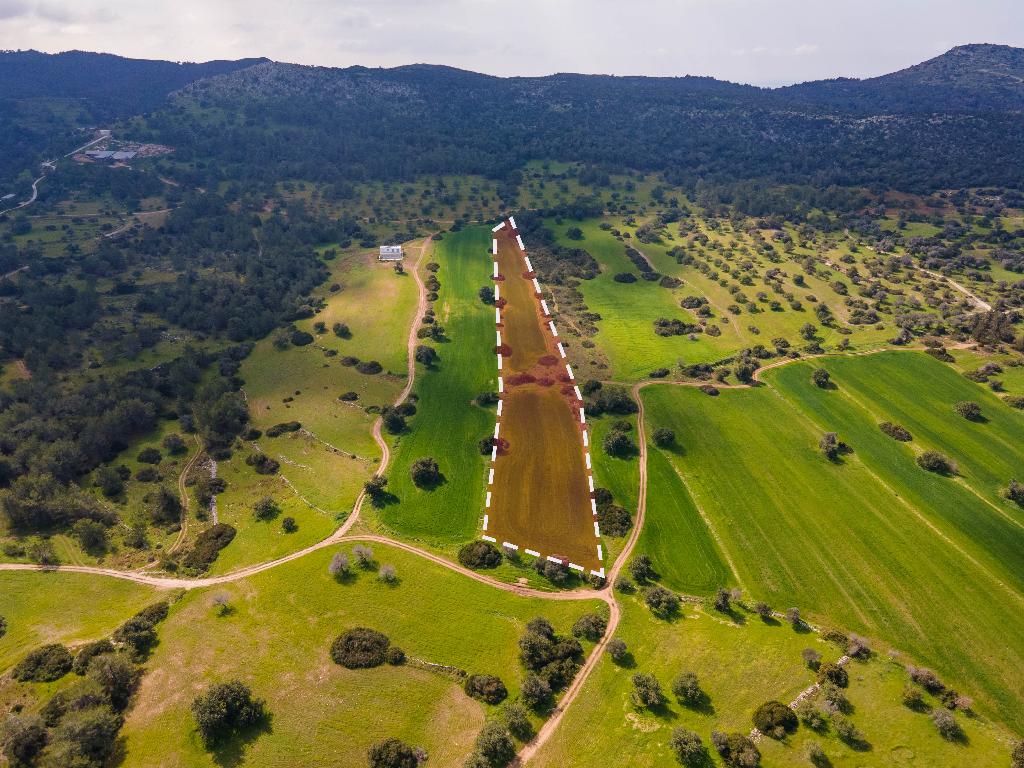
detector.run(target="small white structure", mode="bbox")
[378,245,404,261]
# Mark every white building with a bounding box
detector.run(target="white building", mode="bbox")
[378,245,404,261]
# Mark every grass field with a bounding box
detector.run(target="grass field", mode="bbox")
[641,353,1024,728]
[115,543,601,767]
[533,597,1014,768]
[377,227,495,546]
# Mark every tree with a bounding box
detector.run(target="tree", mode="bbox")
[87,653,138,710]
[817,662,848,688]
[645,586,680,617]
[830,714,863,745]
[711,731,761,767]
[713,586,731,612]
[48,705,121,766]
[331,627,390,668]
[520,674,552,710]
[458,540,503,569]
[917,451,956,475]
[954,400,983,421]
[191,680,265,748]
[382,409,407,434]
[328,551,350,577]
[629,554,656,583]
[281,516,298,533]
[672,672,703,707]
[332,322,351,339]
[475,721,516,767]
[12,644,73,682]
[163,433,187,455]
[902,684,925,710]
[652,427,675,448]
[566,226,584,240]
[291,330,314,346]
[464,674,508,705]
[753,601,772,620]
[478,286,495,304]
[1,714,48,767]
[811,368,831,388]
[378,563,397,583]
[253,496,279,521]
[799,323,818,341]
[137,447,162,464]
[503,703,533,740]
[571,613,607,641]
[1005,479,1024,506]
[73,518,109,554]
[354,544,374,568]
[94,465,124,498]
[607,638,628,664]
[819,432,840,460]
[801,648,822,670]
[931,708,963,741]
[367,737,419,768]
[669,728,706,767]
[631,673,665,708]
[410,457,441,488]
[785,607,802,628]
[414,345,437,367]
[603,429,637,457]
[0,615,7,640]
[752,700,798,739]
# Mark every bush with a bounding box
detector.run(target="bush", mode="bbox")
[1004,395,1024,410]
[333,322,351,339]
[1,714,47,766]
[414,345,437,366]
[291,330,314,346]
[902,684,925,710]
[474,721,516,767]
[520,674,552,710]
[953,400,983,421]
[137,447,162,464]
[385,646,406,666]
[603,429,637,457]
[410,457,441,488]
[571,613,607,641]
[12,644,73,682]
[795,699,826,730]
[879,421,912,441]
[367,737,419,768]
[458,540,503,569]
[916,451,956,475]
[652,427,675,448]
[112,602,170,660]
[191,680,266,748]
[817,662,848,688]
[801,648,822,670]
[629,554,656,583]
[182,524,236,572]
[613,272,637,283]
[752,700,798,739]
[597,503,632,537]
[87,652,139,709]
[281,516,298,533]
[1006,479,1024,506]
[464,674,508,705]
[806,742,829,767]
[672,671,702,707]
[246,452,280,474]
[356,360,383,375]
[73,518,109,554]
[339,390,359,401]
[331,627,390,669]
[265,420,302,437]
[669,728,706,767]
[47,704,120,765]
[1012,740,1024,768]
[831,714,863,745]
[811,369,831,388]
[631,673,665,708]
[645,586,680,617]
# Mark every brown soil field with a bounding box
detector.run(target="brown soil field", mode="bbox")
[486,225,602,574]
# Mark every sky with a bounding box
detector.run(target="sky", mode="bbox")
[0,0,1022,86]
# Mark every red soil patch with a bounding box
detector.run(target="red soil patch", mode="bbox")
[493,274,505,282]
[495,344,512,356]
[538,355,558,366]
[495,298,507,308]
[536,377,555,387]
[495,437,510,455]
[523,271,536,279]
[506,373,536,386]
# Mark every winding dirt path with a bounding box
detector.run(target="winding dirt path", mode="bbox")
[168,436,205,555]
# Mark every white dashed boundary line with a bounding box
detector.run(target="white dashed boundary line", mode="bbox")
[482,217,605,580]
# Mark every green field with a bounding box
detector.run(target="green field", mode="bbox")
[376,227,495,546]
[534,597,1014,768]
[640,353,1024,728]
[112,543,601,767]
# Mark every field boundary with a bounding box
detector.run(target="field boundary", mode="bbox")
[481,218,604,578]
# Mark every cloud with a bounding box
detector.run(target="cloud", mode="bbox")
[792,43,819,56]
[0,0,29,20]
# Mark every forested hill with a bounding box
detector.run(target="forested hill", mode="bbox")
[0,50,268,117]
[144,44,1024,193]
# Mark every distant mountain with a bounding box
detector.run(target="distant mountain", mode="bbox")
[0,50,268,117]
[783,44,1024,111]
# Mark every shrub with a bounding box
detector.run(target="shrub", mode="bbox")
[817,662,848,688]
[811,369,831,388]
[571,613,607,642]
[291,330,314,346]
[1012,740,1024,768]
[246,452,280,474]
[191,680,266,748]
[385,646,406,666]
[281,516,298,533]
[1006,479,1024,506]
[339,390,359,401]
[830,714,862,744]
[464,674,508,705]
[819,432,840,460]
[474,721,516,767]
[87,652,139,709]
[458,540,503,569]
[879,421,912,441]
[613,272,637,283]
[629,554,656,583]
[652,427,675,447]
[378,563,397,583]
[414,345,437,366]
[672,672,702,707]
[331,627,390,668]
[333,322,351,339]
[410,457,441,488]
[645,586,680,617]
[821,628,848,647]
[73,518,109,554]
[806,742,828,768]
[356,360,383,375]
[12,644,73,682]
[1004,395,1024,410]
[669,728,706,767]
[795,699,826,730]
[631,673,665,708]
[754,601,772,620]
[752,700,798,739]
[354,544,374,568]
[603,430,637,457]
[112,602,170,660]
[182,524,236,572]
[801,648,822,670]
[916,451,956,475]
[47,704,121,765]
[902,684,925,710]
[953,400,983,421]
[713,586,731,612]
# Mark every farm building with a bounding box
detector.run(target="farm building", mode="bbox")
[378,245,404,261]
